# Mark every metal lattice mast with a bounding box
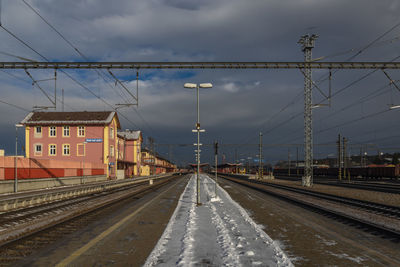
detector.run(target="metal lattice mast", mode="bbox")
[298,34,318,187]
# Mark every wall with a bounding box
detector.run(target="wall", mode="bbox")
[28,125,105,164]
[0,175,107,194]
[141,164,150,176]
[0,156,106,180]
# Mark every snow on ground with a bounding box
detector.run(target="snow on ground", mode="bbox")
[144,174,293,267]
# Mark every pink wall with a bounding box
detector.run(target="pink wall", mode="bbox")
[124,140,135,162]
[29,125,105,164]
[0,156,106,180]
[117,136,141,177]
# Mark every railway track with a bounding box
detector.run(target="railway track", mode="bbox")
[275,175,400,194]
[0,178,152,231]
[219,174,400,239]
[0,174,182,266]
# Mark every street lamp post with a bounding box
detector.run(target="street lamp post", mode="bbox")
[214,141,218,198]
[14,124,24,193]
[185,82,212,206]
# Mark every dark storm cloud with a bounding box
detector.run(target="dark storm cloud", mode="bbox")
[0,0,400,164]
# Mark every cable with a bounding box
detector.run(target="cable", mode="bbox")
[346,21,400,62]
[0,25,46,61]
[317,109,390,135]
[20,2,153,136]
[0,69,30,84]
[275,105,394,145]
[315,83,391,124]
[241,90,303,145]
[313,35,400,61]
[233,24,400,151]
[0,98,30,111]
[0,23,142,129]
[0,50,37,62]
[22,0,141,108]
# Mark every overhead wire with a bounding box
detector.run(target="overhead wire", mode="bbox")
[315,83,392,124]
[0,23,142,130]
[313,35,400,61]
[0,69,30,83]
[346,21,400,62]
[21,0,160,139]
[234,23,400,161]
[19,1,131,106]
[0,50,37,62]
[271,23,400,145]
[284,108,392,145]
[0,98,30,111]
[234,22,400,152]
[21,0,136,104]
[240,90,303,145]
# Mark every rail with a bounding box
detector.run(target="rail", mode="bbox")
[219,174,400,238]
[0,173,175,212]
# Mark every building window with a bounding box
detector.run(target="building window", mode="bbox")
[34,144,42,155]
[63,144,70,156]
[63,126,70,137]
[110,127,114,139]
[77,143,85,156]
[78,126,85,137]
[110,145,114,157]
[49,144,56,156]
[49,126,56,137]
[34,126,42,137]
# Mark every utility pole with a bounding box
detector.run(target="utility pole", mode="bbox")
[168,144,172,163]
[298,33,318,187]
[343,137,348,181]
[296,147,299,175]
[62,88,64,112]
[214,141,218,197]
[337,134,342,180]
[259,132,263,179]
[15,126,18,193]
[235,149,238,173]
[288,148,291,177]
[148,137,155,175]
[55,70,57,109]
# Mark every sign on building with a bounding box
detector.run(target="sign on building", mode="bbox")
[85,138,103,143]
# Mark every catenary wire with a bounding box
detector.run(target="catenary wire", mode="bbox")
[232,23,400,151]
[0,24,142,130]
[21,1,160,139]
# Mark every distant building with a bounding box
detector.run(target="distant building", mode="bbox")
[21,111,120,178]
[117,130,142,178]
[141,148,177,176]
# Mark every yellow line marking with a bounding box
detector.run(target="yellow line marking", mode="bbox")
[56,179,180,267]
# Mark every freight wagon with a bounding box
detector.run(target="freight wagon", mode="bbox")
[273,165,400,180]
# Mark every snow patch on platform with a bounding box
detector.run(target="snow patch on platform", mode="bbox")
[144,174,293,267]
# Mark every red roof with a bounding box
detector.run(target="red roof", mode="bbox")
[21,111,120,128]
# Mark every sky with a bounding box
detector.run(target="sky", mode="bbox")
[0,0,400,167]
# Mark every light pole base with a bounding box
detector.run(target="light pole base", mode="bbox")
[302,176,313,187]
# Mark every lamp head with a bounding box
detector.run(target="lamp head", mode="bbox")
[184,83,197,88]
[199,83,212,88]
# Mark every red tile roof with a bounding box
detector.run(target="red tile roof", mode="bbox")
[21,111,120,128]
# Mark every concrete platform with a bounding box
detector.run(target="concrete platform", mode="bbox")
[16,175,189,267]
